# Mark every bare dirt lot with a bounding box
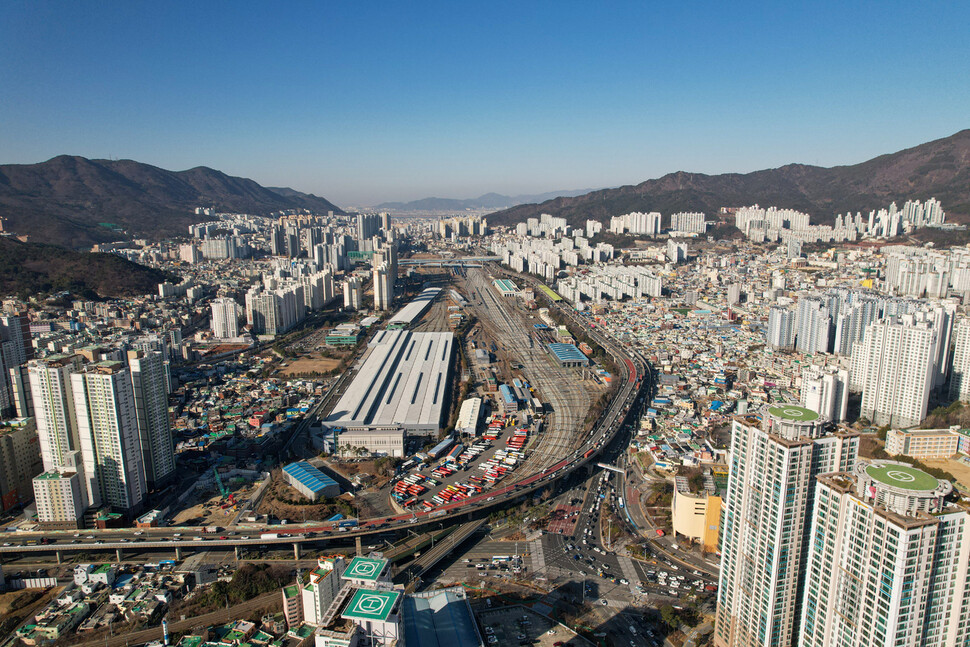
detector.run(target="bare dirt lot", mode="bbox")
[256,470,354,522]
[278,356,342,376]
[920,456,970,490]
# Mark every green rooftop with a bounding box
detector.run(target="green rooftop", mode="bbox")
[35,471,68,480]
[283,585,300,599]
[342,588,399,622]
[291,625,314,639]
[767,405,819,422]
[343,557,387,582]
[866,464,939,491]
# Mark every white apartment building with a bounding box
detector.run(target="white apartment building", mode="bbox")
[766,307,795,350]
[210,297,240,339]
[950,318,970,402]
[302,557,346,625]
[800,364,849,423]
[856,312,939,428]
[715,405,858,647]
[795,296,831,355]
[127,350,175,489]
[32,467,86,529]
[373,263,392,311]
[28,354,83,472]
[801,461,970,647]
[72,362,146,515]
[343,277,362,310]
[670,211,706,233]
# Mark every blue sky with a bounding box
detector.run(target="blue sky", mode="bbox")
[2,2,968,205]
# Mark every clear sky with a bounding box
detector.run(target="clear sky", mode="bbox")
[2,2,968,206]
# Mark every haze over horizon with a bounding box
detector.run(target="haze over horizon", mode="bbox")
[2,2,968,206]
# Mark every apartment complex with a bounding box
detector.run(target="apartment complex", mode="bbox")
[801,461,970,647]
[715,405,858,647]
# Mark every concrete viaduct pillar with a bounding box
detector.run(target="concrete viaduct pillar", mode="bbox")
[116,548,123,562]
[175,547,182,560]
[293,543,301,560]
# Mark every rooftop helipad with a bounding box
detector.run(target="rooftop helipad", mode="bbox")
[344,556,387,582]
[767,405,819,422]
[342,588,400,622]
[865,463,939,491]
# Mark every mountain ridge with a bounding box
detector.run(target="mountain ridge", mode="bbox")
[373,188,601,213]
[0,156,344,248]
[487,130,970,228]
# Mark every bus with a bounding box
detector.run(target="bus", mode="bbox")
[492,555,511,564]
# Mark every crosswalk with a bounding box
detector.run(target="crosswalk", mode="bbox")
[530,539,545,573]
[617,554,640,588]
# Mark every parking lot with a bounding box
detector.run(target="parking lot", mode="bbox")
[477,606,587,646]
[389,414,539,512]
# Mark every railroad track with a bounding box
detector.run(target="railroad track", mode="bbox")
[463,268,590,474]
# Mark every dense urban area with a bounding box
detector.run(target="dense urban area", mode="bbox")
[2,195,970,647]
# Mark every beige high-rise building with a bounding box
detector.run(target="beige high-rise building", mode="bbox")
[32,450,86,529]
[0,418,43,512]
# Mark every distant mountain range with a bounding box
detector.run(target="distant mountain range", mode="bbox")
[0,156,344,248]
[374,189,600,213]
[488,129,970,228]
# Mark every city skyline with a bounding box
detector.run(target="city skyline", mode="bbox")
[2,2,969,204]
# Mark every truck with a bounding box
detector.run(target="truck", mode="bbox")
[260,533,280,540]
[201,526,221,534]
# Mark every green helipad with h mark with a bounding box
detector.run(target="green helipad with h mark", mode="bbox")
[342,589,399,622]
[344,556,387,582]
[768,405,819,422]
[865,464,939,491]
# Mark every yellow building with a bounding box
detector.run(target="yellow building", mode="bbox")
[672,485,722,553]
[885,427,959,459]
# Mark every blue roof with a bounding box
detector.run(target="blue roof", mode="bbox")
[547,343,589,364]
[283,461,338,494]
[499,384,517,404]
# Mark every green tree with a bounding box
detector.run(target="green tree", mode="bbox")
[660,604,680,628]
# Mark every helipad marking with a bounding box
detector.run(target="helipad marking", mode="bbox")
[885,470,916,483]
[349,561,378,577]
[355,593,387,614]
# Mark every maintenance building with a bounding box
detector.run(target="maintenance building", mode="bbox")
[325,330,454,454]
[387,287,441,330]
[282,461,340,500]
[547,342,591,367]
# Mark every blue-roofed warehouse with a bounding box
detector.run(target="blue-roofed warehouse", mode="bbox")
[498,384,518,414]
[282,461,340,501]
[403,587,484,647]
[547,343,590,367]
